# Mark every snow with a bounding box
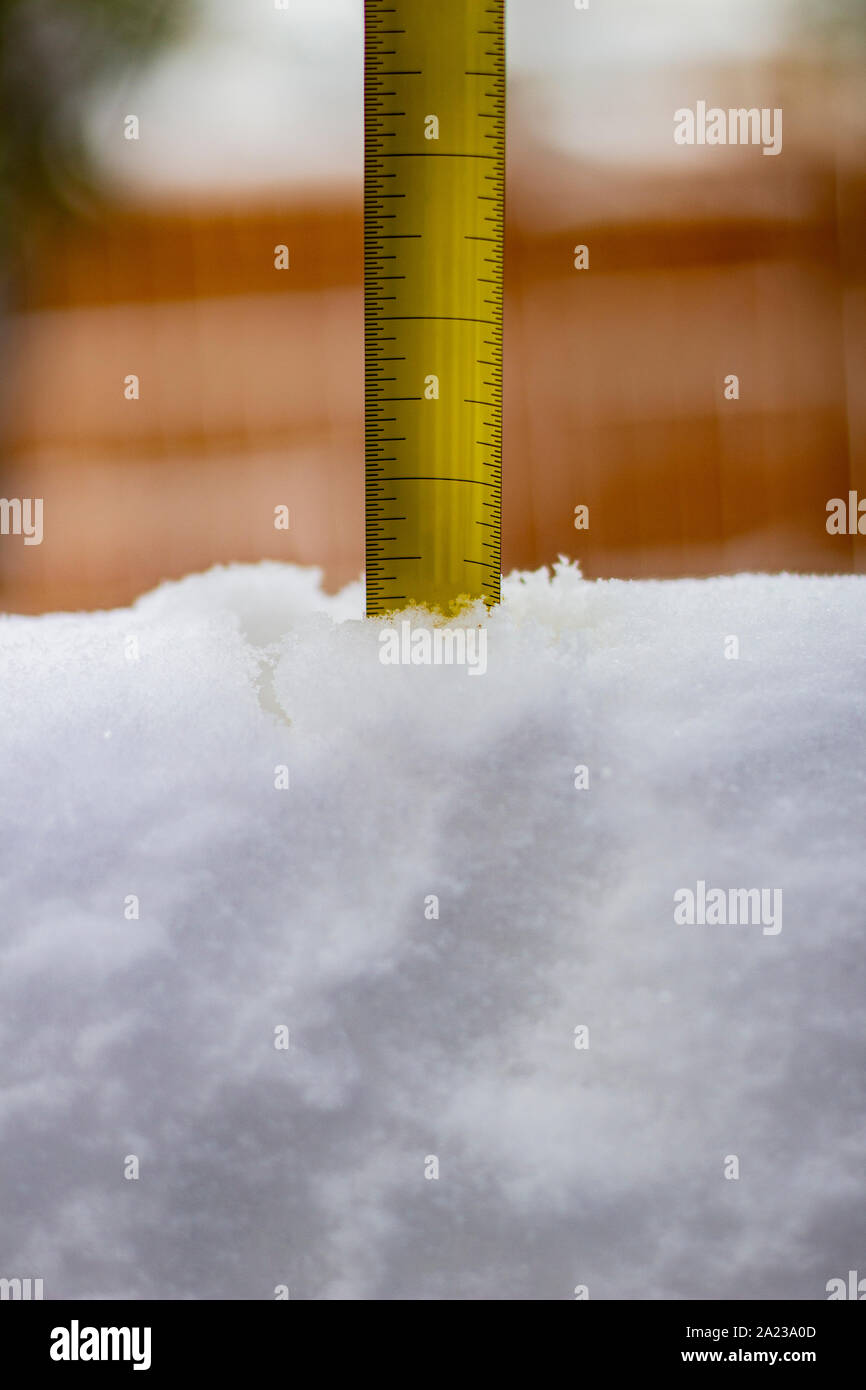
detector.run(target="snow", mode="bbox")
[0,560,864,1300]
[85,0,802,197]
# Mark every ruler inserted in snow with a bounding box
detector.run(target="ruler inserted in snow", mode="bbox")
[364,0,504,616]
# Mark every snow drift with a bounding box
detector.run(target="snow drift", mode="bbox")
[0,561,864,1300]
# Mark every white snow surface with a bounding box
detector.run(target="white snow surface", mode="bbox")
[0,561,864,1300]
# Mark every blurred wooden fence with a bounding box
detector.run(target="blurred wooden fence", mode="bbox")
[1,148,863,612]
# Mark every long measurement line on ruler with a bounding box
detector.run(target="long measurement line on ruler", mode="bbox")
[365,0,504,616]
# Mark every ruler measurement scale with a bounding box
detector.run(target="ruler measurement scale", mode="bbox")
[365,0,505,616]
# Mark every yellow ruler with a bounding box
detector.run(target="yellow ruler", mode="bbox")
[365,0,504,616]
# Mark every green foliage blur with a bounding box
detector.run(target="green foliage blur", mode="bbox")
[0,0,191,271]
[798,0,866,51]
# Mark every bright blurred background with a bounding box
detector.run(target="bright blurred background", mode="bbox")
[1,0,864,612]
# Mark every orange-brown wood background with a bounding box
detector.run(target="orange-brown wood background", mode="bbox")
[1,134,863,613]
